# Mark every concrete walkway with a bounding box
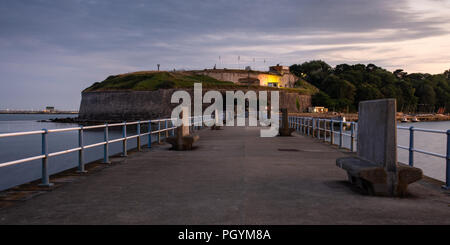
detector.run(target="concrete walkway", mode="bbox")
[0,126,449,224]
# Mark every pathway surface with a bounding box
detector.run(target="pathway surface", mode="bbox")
[0,126,449,224]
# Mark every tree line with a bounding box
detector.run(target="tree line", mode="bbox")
[290,60,450,113]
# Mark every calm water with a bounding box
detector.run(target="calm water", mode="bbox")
[325,120,450,182]
[397,121,449,182]
[0,114,159,191]
[0,114,448,191]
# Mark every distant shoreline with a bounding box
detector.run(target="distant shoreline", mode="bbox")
[291,112,450,122]
[0,111,78,115]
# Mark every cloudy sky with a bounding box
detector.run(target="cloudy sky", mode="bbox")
[1,0,450,110]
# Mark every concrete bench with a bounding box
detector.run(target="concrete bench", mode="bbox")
[166,125,199,151]
[336,99,422,196]
[210,110,222,130]
[336,157,422,196]
[166,106,199,151]
[278,108,295,136]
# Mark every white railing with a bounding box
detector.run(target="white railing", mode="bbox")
[0,115,215,187]
[288,116,450,189]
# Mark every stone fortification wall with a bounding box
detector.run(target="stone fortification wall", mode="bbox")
[79,88,311,121]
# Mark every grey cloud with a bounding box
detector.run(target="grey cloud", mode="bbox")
[0,0,449,109]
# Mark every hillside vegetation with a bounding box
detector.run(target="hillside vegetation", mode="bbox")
[290,61,450,113]
[83,71,318,95]
[84,71,234,92]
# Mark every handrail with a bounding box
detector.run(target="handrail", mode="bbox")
[289,115,450,189]
[0,115,218,188]
[0,130,46,138]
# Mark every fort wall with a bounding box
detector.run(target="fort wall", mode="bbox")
[79,88,311,121]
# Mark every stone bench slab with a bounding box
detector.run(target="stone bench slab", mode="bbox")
[336,157,423,196]
[166,134,199,151]
[279,127,295,136]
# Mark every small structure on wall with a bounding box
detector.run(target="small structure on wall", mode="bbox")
[194,65,298,88]
[308,106,328,113]
[44,106,55,113]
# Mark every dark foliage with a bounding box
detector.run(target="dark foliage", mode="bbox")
[290,61,450,112]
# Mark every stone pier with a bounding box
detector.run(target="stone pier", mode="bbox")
[0,125,448,224]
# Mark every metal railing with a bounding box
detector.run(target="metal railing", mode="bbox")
[0,115,214,187]
[288,115,450,189]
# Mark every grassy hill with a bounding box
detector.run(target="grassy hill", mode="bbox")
[83,71,318,95]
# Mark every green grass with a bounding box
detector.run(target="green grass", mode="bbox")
[83,71,318,95]
[83,72,236,92]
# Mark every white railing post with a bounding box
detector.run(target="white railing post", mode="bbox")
[409,126,414,166]
[165,120,169,138]
[137,121,141,152]
[443,130,450,189]
[77,126,87,173]
[122,122,127,157]
[148,121,152,148]
[350,122,355,152]
[103,123,110,163]
[39,129,53,187]
[330,120,334,145]
[157,121,161,143]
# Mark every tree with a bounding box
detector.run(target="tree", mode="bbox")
[322,75,356,102]
[290,60,331,88]
[356,83,383,102]
[290,60,449,113]
[312,92,335,110]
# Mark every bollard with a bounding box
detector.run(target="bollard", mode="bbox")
[103,124,110,163]
[443,130,450,189]
[148,121,152,148]
[409,126,414,166]
[77,126,87,173]
[330,120,334,145]
[350,122,355,152]
[39,129,53,187]
[339,121,343,148]
[122,122,127,157]
[137,121,141,152]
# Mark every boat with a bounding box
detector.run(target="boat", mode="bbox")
[401,117,409,123]
[411,116,420,122]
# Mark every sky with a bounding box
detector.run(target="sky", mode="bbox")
[1,0,450,110]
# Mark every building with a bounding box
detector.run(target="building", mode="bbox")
[269,64,290,75]
[195,65,298,88]
[308,106,328,113]
[44,106,55,113]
